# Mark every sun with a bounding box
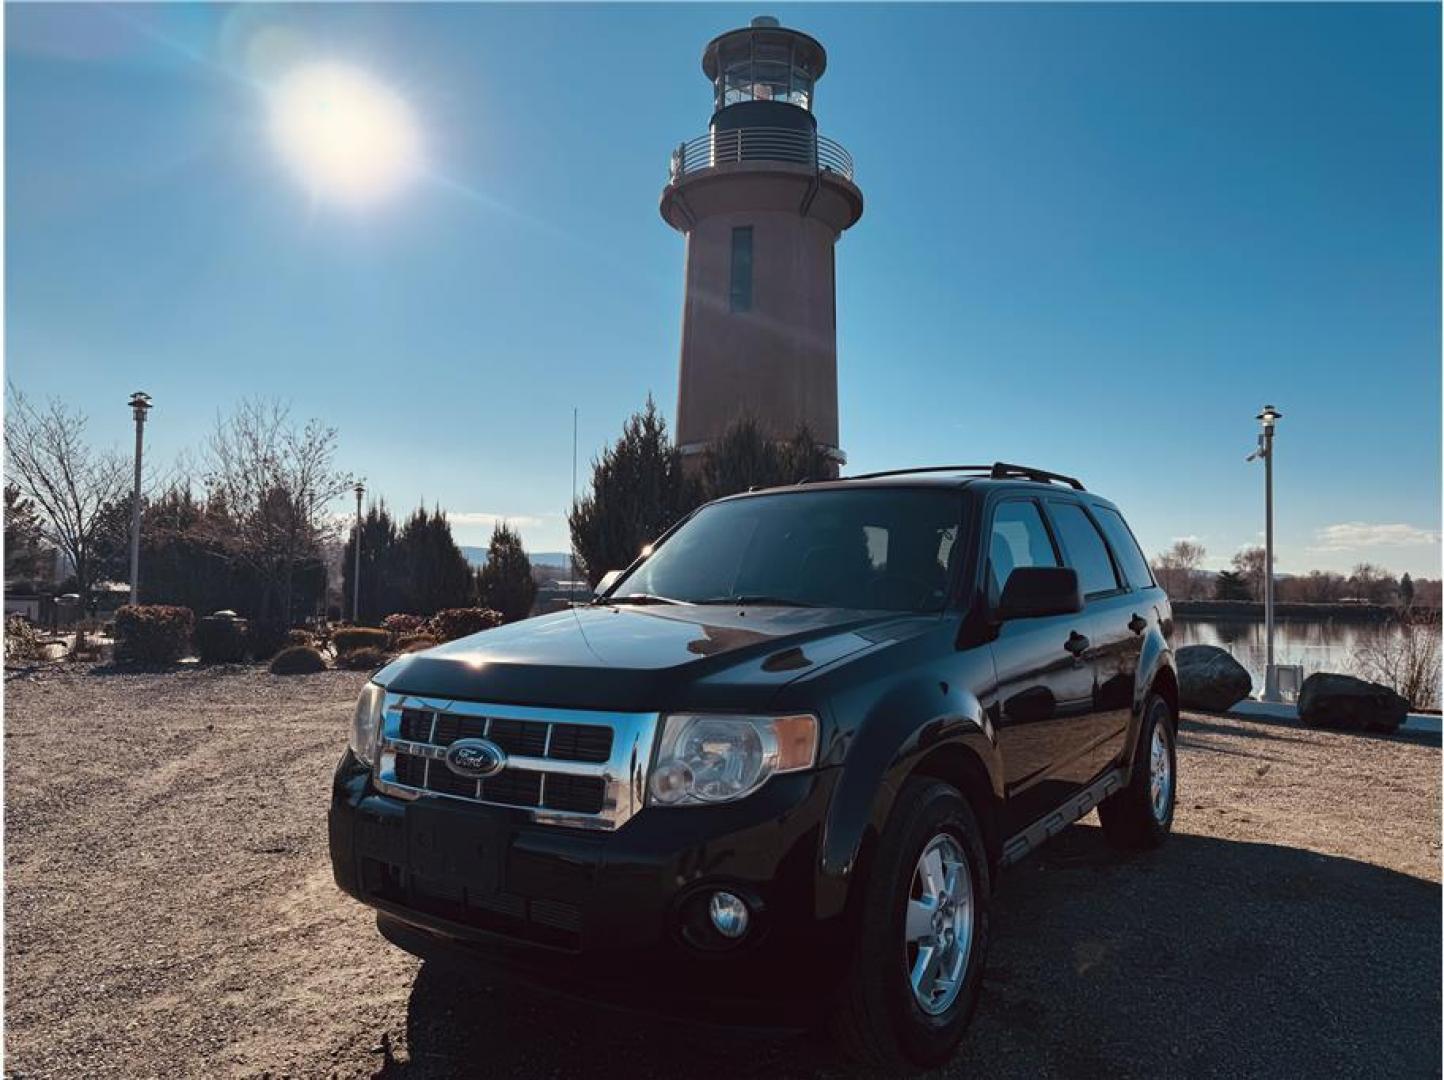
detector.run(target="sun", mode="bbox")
[268,62,422,208]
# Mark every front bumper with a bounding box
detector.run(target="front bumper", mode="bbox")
[328,750,847,1019]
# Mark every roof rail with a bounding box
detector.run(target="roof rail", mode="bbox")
[842,465,996,482]
[988,461,1085,490]
[841,462,1085,490]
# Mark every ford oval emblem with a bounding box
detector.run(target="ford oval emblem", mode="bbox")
[444,737,507,780]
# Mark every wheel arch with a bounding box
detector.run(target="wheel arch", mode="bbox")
[1150,661,1179,729]
[906,742,1003,872]
[817,686,1002,923]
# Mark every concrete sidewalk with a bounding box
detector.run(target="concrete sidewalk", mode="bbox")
[1225,697,1442,743]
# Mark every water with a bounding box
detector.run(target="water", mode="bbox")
[1174,616,1398,692]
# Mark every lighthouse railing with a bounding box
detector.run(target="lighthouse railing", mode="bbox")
[669,128,854,183]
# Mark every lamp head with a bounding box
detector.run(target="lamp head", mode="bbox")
[128,391,152,421]
[1257,404,1282,429]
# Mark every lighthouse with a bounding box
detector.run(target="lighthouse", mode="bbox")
[661,16,863,473]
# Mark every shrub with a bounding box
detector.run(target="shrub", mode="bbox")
[248,621,290,662]
[113,605,194,665]
[334,627,391,654]
[382,613,427,639]
[5,617,46,667]
[195,616,249,663]
[427,608,502,643]
[269,645,328,675]
[395,633,439,654]
[286,629,315,649]
[335,645,392,671]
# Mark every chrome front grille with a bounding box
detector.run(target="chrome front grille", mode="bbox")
[372,693,660,831]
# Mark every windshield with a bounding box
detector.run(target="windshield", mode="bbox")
[611,489,963,612]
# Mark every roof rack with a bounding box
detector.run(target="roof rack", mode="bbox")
[987,461,1085,490]
[842,462,1085,491]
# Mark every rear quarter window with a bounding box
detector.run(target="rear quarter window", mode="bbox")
[1092,506,1155,590]
[1047,501,1121,598]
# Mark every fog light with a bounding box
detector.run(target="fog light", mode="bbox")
[708,891,750,939]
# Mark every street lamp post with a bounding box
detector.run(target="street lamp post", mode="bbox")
[127,392,152,606]
[1248,405,1284,702]
[352,482,365,623]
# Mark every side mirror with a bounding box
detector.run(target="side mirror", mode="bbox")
[997,567,1082,621]
[594,570,623,598]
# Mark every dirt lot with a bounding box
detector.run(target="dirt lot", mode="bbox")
[5,666,1440,1078]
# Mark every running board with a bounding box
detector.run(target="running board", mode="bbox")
[999,767,1128,867]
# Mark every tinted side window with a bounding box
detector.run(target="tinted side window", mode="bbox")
[987,501,1058,602]
[1093,506,1154,590]
[1049,502,1120,598]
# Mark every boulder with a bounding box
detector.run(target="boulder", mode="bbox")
[1298,673,1408,733]
[1176,645,1253,711]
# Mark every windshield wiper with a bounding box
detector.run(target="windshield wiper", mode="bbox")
[695,594,817,608]
[604,592,685,606]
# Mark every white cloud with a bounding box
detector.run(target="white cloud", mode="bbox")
[1307,522,1441,553]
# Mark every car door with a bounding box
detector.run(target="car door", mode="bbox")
[1089,502,1161,730]
[1042,499,1134,783]
[985,497,1104,834]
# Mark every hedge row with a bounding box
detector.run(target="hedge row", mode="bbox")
[113,603,504,668]
[192,616,292,663]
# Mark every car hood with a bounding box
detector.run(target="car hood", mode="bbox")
[377,603,938,712]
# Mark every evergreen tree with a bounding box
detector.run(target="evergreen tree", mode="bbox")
[135,487,232,615]
[90,493,136,586]
[476,521,537,623]
[341,503,401,624]
[397,506,473,615]
[1399,572,1415,609]
[778,425,835,485]
[702,417,835,499]
[702,416,783,498]
[4,484,46,583]
[568,397,701,585]
[1214,569,1252,602]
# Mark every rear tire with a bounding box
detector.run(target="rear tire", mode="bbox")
[1098,692,1176,849]
[828,778,991,1070]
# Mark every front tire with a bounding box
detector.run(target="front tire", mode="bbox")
[828,778,991,1070]
[1098,692,1177,849]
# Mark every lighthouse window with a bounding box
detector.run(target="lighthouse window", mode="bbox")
[730,227,753,312]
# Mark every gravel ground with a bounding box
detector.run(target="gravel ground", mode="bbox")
[5,666,1439,1078]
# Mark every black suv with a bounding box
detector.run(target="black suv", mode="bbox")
[329,463,1178,1068]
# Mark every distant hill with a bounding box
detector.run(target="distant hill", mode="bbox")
[461,547,573,570]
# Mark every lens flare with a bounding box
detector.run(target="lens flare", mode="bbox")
[268,62,422,208]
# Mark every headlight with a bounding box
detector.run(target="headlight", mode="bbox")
[350,681,385,766]
[648,713,818,806]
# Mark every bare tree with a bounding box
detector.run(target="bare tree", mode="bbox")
[1284,569,1347,604]
[1347,562,1398,605]
[1152,539,1206,600]
[1351,614,1441,709]
[201,399,351,624]
[1231,546,1269,602]
[3,391,129,609]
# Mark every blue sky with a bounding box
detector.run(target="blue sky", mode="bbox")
[6,3,1440,576]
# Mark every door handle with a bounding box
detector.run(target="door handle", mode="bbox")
[1128,613,1147,635]
[1064,631,1090,657]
